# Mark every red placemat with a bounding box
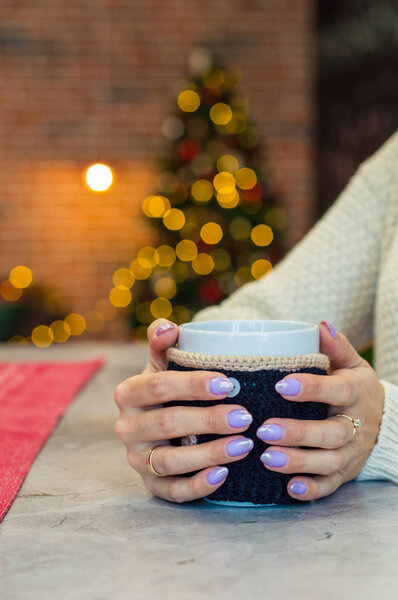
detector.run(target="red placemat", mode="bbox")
[0,358,104,523]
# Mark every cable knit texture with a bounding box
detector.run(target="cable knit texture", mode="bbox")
[193,132,398,485]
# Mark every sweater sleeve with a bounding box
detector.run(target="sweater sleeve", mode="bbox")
[192,132,398,485]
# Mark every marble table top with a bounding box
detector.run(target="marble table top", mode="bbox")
[1,342,397,600]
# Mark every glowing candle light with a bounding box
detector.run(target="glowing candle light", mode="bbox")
[85,163,113,192]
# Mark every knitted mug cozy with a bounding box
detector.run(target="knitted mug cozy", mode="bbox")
[166,348,330,505]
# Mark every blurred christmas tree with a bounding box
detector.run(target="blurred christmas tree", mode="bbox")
[128,50,287,339]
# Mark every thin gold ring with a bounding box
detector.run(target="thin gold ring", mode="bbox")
[331,413,362,436]
[146,445,167,477]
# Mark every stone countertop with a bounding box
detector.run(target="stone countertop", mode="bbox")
[1,342,397,600]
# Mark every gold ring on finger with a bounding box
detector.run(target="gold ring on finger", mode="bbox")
[146,445,168,477]
[331,413,362,436]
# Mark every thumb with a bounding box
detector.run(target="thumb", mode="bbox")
[146,319,179,372]
[319,320,363,371]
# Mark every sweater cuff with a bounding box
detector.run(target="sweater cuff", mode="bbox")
[356,379,398,483]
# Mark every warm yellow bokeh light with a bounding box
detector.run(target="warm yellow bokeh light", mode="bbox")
[210,103,233,125]
[176,239,198,261]
[9,265,32,289]
[171,305,191,325]
[200,222,223,245]
[65,313,86,336]
[150,297,172,319]
[109,285,132,308]
[32,325,54,348]
[217,154,239,173]
[202,67,224,89]
[191,179,213,203]
[138,246,160,267]
[216,190,240,209]
[234,266,252,287]
[213,171,235,194]
[163,208,185,231]
[113,268,135,288]
[85,311,105,333]
[96,299,117,321]
[212,248,231,271]
[251,259,273,279]
[142,195,171,218]
[0,280,23,301]
[172,260,189,282]
[192,253,214,275]
[225,112,247,134]
[177,90,200,112]
[50,320,71,343]
[235,167,257,190]
[154,277,177,299]
[251,224,274,247]
[130,258,152,280]
[229,217,251,240]
[156,245,176,267]
[85,163,113,192]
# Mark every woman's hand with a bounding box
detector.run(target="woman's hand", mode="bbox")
[257,320,385,500]
[114,318,254,503]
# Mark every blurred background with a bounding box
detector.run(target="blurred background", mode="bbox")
[1,0,397,348]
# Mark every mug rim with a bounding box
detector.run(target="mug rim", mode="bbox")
[179,319,318,335]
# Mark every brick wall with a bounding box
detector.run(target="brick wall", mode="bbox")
[0,0,315,338]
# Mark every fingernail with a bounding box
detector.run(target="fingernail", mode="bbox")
[227,409,253,428]
[289,481,307,495]
[207,466,229,486]
[208,377,234,395]
[323,320,337,339]
[275,377,302,395]
[257,423,284,441]
[155,322,176,337]
[260,450,287,467]
[227,437,254,457]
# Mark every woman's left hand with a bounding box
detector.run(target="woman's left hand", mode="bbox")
[257,320,385,501]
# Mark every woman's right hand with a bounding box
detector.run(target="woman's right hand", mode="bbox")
[114,318,254,503]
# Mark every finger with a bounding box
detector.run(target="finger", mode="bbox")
[287,471,345,501]
[273,370,358,407]
[144,466,230,503]
[319,320,364,371]
[146,319,179,372]
[260,445,349,475]
[134,404,253,442]
[256,415,354,449]
[139,435,254,476]
[114,369,236,410]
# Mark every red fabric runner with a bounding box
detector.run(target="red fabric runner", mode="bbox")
[0,358,104,523]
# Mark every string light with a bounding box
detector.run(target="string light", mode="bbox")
[50,320,71,343]
[251,224,274,247]
[31,325,54,348]
[65,313,86,335]
[163,208,185,231]
[85,163,113,192]
[171,305,191,324]
[0,280,22,301]
[217,155,239,173]
[235,168,257,190]
[84,310,105,333]
[112,268,135,288]
[138,247,160,267]
[229,217,251,240]
[130,258,152,279]
[200,222,223,245]
[192,253,214,275]
[191,179,213,203]
[213,171,235,195]
[251,259,273,279]
[210,103,232,125]
[156,245,176,267]
[216,190,240,209]
[109,286,132,308]
[177,90,200,112]
[96,299,117,321]
[150,297,172,319]
[176,239,198,261]
[154,277,177,299]
[9,265,33,289]
[234,266,252,287]
[142,195,171,218]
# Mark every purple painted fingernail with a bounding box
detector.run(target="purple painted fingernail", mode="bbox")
[275,377,302,395]
[208,377,234,395]
[323,320,337,339]
[227,437,254,457]
[289,481,307,495]
[227,409,253,428]
[207,466,229,486]
[260,450,287,467]
[257,424,284,441]
[155,322,176,337]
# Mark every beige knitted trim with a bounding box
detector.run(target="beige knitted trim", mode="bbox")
[167,347,330,372]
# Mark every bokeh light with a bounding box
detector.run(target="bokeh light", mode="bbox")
[150,297,172,318]
[163,208,186,231]
[251,224,274,247]
[217,154,239,173]
[177,90,200,112]
[176,239,198,261]
[216,190,240,209]
[154,277,177,299]
[156,245,176,267]
[130,258,152,279]
[32,325,54,348]
[234,266,252,287]
[113,268,135,288]
[251,259,273,279]
[50,320,71,343]
[191,179,213,203]
[142,195,171,218]
[210,103,233,125]
[65,313,86,336]
[212,248,231,271]
[202,67,224,89]
[138,246,160,267]
[85,163,113,192]
[229,217,251,240]
[235,168,257,190]
[171,305,191,325]
[200,222,223,245]
[96,299,117,321]
[109,286,132,308]
[9,265,33,289]
[225,112,247,134]
[0,280,23,301]
[192,253,214,275]
[213,171,235,194]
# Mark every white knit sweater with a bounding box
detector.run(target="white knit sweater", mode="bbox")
[193,131,398,484]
